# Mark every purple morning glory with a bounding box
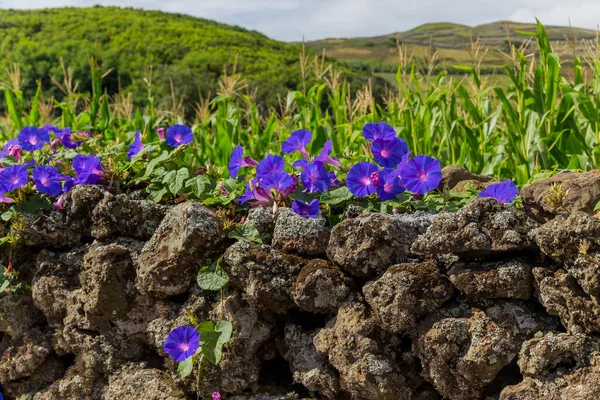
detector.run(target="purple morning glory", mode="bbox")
[300,162,330,193]
[228,145,259,178]
[73,155,104,184]
[292,199,320,218]
[346,162,379,197]
[166,124,193,147]
[376,168,406,201]
[18,126,50,151]
[401,155,442,194]
[163,326,200,362]
[256,155,285,177]
[478,180,519,203]
[33,166,63,196]
[156,127,165,140]
[44,125,81,149]
[314,140,341,167]
[261,171,294,192]
[0,139,22,159]
[362,122,396,141]
[371,137,408,168]
[0,165,28,192]
[127,131,143,160]
[282,130,312,158]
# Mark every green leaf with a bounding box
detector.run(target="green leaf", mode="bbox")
[228,224,262,244]
[186,175,212,198]
[1,208,15,222]
[197,258,229,291]
[177,357,193,379]
[163,168,190,196]
[21,194,52,214]
[139,150,169,181]
[197,320,232,365]
[147,182,169,203]
[320,186,353,205]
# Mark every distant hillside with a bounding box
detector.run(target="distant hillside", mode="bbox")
[305,21,598,74]
[0,7,383,113]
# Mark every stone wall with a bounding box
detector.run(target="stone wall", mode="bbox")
[2,170,600,399]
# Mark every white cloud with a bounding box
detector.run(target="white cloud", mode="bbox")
[1,0,599,41]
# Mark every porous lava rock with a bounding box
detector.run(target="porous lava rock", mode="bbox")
[440,165,496,191]
[102,364,187,400]
[246,206,276,244]
[272,207,331,256]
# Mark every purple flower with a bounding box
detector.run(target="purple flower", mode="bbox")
[228,146,259,178]
[127,131,143,160]
[362,122,396,141]
[212,393,221,400]
[0,139,22,159]
[54,194,66,211]
[376,168,406,201]
[292,199,320,218]
[300,162,330,193]
[314,140,341,167]
[328,171,340,187]
[256,155,284,177]
[478,180,519,203]
[156,127,165,140]
[346,162,379,197]
[166,124,193,147]
[282,130,312,158]
[163,326,200,362]
[0,165,28,192]
[401,155,442,194]
[261,171,294,192]
[33,166,63,196]
[73,155,104,184]
[18,126,50,151]
[371,137,408,168]
[45,126,82,149]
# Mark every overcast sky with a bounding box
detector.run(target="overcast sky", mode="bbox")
[1,0,600,41]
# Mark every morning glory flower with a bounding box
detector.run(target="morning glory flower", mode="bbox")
[300,162,330,193]
[45,126,82,149]
[166,124,193,147]
[261,171,294,192]
[228,145,259,178]
[376,168,406,201]
[401,155,442,194]
[127,131,143,160]
[0,139,22,159]
[314,140,341,168]
[478,180,519,203]
[73,155,104,184]
[163,326,200,362]
[362,122,397,141]
[346,162,379,197]
[18,126,50,151]
[371,137,408,168]
[292,199,320,218]
[212,393,221,400]
[156,127,165,140]
[256,155,285,177]
[282,130,312,158]
[0,165,28,192]
[33,166,63,196]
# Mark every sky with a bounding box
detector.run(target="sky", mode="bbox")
[2,0,600,41]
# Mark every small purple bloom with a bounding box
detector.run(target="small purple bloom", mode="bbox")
[300,162,330,193]
[46,126,82,149]
[256,155,284,177]
[346,162,379,197]
[228,146,259,178]
[0,139,22,159]
[73,155,104,184]
[314,140,341,167]
[292,199,320,218]
[371,137,408,168]
[362,122,396,141]
[282,130,312,158]
[478,180,519,203]
[166,124,194,147]
[401,155,442,194]
[164,326,200,362]
[292,159,309,169]
[261,171,294,192]
[0,165,28,192]
[18,126,50,151]
[127,131,143,160]
[156,127,165,140]
[212,393,221,400]
[328,171,339,187]
[376,168,406,201]
[33,166,62,196]
[54,194,65,211]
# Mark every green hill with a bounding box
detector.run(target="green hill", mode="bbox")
[305,21,598,73]
[0,6,382,113]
